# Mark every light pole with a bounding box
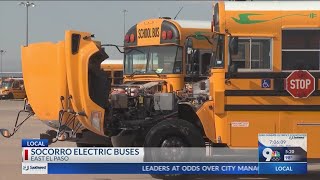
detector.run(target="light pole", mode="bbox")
[0,50,6,79]
[19,1,36,46]
[122,9,128,39]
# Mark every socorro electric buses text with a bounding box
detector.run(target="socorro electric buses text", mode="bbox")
[1,1,319,160]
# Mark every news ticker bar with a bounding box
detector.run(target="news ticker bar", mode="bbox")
[22,162,307,174]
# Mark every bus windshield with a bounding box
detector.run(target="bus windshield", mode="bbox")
[124,45,182,75]
[1,81,12,89]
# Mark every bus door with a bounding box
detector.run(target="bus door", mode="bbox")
[227,37,275,147]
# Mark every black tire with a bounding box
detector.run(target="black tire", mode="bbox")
[144,119,205,148]
[144,119,205,179]
[45,130,57,138]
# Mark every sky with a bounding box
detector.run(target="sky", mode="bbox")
[0,1,213,72]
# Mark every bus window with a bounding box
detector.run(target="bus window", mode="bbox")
[106,71,112,77]
[124,46,182,74]
[124,48,148,74]
[282,30,320,70]
[200,51,211,75]
[231,38,271,70]
[12,81,20,89]
[173,47,182,73]
[114,71,123,84]
[114,71,123,78]
[149,46,182,74]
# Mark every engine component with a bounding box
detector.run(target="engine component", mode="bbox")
[192,79,209,97]
[111,94,128,108]
[153,93,175,111]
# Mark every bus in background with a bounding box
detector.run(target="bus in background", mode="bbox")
[0,78,26,99]
[100,59,123,85]
[123,17,212,93]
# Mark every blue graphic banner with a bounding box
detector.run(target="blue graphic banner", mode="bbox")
[48,163,258,174]
[259,162,307,174]
[47,162,307,174]
[22,139,48,147]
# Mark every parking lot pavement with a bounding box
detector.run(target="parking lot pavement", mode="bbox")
[0,100,319,180]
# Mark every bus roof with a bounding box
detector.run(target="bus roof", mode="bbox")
[101,59,123,65]
[4,77,23,81]
[172,20,211,29]
[224,1,320,11]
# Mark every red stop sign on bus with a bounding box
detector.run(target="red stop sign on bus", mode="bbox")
[285,70,315,98]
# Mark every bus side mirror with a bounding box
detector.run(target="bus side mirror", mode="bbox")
[229,37,238,55]
[187,47,193,55]
[185,38,193,55]
[185,37,194,74]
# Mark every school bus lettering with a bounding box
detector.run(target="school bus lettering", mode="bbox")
[138,27,159,39]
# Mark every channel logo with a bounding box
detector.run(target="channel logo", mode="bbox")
[22,163,48,174]
[22,165,29,171]
[289,135,305,140]
[262,148,281,162]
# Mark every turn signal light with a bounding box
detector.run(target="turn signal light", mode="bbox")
[129,33,135,42]
[162,30,173,40]
[161,31,167,40]
[124,35,130,43]
[167,30,173,39]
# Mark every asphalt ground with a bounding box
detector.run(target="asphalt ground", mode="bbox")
[0,100,319,180]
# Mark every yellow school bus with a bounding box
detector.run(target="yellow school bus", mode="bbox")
[205,1,320,158]
[5,1,320,161]
[100,59,123,85]
[0,78,26,99]
[123,18,212,92]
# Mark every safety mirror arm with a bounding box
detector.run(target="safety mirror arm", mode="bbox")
[101,44,124,54]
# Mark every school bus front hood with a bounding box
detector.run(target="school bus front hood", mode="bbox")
[21,41,68,121]
[22,30,109,136]
[64,30,109,136]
